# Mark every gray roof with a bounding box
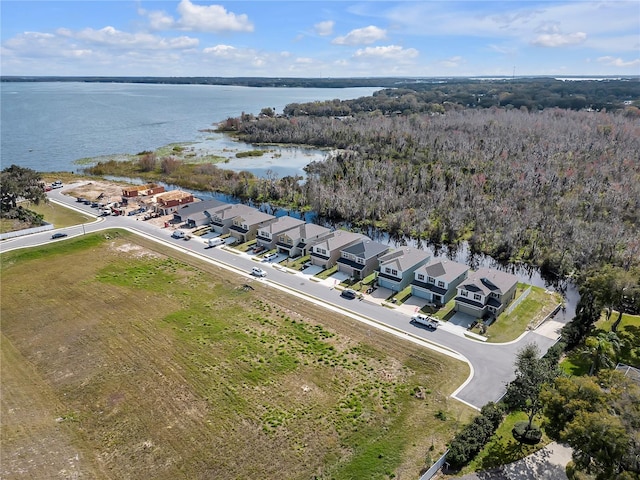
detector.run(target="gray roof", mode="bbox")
[258,216,305,235]
[212,203,255,221]
[310,230,368,252]
[341,239,389,259]
[179,199,227,215]
[460,267,518,295]
[299,223,331,240]
[235,209,275,226]
[378,247,431,271]
[420,259,469,283]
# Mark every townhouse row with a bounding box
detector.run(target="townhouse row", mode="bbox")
[136,189,519,322]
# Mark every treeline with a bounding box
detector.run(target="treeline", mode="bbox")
[3,76,638,110]
[281,79,640,114]
[229,107,639,280]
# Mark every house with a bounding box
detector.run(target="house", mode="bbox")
[208,203,257,234]
[174,199,228,226]
[336,239,390,280]
[308,230,369,269]
[256,216,305,251]
[411,259,469,306]
[152,190,194,215]
[122,184,164,198]
[377,247,432,292]
[276,223,332,257]
[229,209,276,244]
[454,267,519,319]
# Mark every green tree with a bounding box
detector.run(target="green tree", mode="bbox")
[582,331,621,375]
[542,371,640,479]
[586,266,640,332]
[0,164,46,214]
[504,344,560,431]
[564,410,630,479]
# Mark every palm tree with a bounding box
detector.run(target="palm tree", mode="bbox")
[582,331,621,376]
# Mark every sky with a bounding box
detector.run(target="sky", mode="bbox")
[1,0,639,78]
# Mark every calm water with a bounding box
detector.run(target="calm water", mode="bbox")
[1,82,380,175]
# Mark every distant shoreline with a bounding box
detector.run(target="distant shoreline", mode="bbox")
[2,75,638,89]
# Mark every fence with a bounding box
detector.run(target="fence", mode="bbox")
[0,223,53,240]
[419,450,449,480]
[505,286,532,315]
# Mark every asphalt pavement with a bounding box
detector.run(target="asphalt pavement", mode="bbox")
[0,184,568,410]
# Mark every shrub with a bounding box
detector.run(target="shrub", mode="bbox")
[512,421,542,445]
[446,402,505,470]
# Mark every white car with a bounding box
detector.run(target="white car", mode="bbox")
[206,237,225,248]
[262,252,278,262]
[410,313,439,330]
[251,267,267,277]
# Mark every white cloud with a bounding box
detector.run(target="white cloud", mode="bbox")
[441,56,464,68]
[72,26,199,50]
[597,56,640,68]
[531,32,587,47]
[175,0,253,33]
[353,45,418,60]
[202,44,237,56]
[147,10,175,31]
[314,20,334,37]
[333,26,386,45]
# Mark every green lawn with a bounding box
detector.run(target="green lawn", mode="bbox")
[461,411,551,475]
[561,311,640,374]
[483,285,562,343]
[24,200,93,229]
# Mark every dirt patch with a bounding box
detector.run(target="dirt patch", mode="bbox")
[64,180,125,202]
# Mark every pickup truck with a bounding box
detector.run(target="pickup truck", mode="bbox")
[410,313,439,330]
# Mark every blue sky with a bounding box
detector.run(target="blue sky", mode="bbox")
[1,1,639,77]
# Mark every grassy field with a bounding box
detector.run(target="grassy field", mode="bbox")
[1,230,472,480]
[24,200,93,229]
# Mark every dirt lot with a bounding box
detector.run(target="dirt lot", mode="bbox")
[63,180,174,227]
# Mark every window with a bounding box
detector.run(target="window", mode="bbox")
[427,276,435,284]
[357,258,365,264]
[474,294,482,301]
[437,281,445,288]
[461,290,468,297]
[385,267,392,274]
[391,269,398,276]
[417,274,424,281]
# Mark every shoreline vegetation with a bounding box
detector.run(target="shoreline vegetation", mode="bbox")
[83,95,640,284]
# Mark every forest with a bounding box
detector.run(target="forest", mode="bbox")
[226,105,639,282]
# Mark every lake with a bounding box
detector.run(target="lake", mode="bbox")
[1,82,381,176]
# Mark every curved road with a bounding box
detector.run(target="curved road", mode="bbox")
[1,185,567,410]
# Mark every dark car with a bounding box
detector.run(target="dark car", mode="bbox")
[341,288,358,299]
[51,232,68,240]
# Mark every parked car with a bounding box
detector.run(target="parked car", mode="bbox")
[171,230,186,239]
[410,313,439,330]
[51,232,68,240]
[206,237,225,248]
[251,267,267,277]
[341,288,358,299]
[263,252,278,262]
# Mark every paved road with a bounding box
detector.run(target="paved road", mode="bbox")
[1,185,566,410]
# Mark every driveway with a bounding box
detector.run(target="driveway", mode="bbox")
[458,442,572,480]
